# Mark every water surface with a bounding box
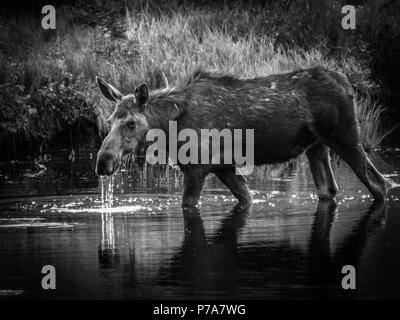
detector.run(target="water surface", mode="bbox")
[0,148,400,299]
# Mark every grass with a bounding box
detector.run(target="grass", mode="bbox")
[357,95,400,152]
[0,0,396,158]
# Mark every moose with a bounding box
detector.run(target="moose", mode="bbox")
[95,67,386,211]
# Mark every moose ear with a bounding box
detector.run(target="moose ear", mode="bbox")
[96,77,123,103]
[134,83,149,109]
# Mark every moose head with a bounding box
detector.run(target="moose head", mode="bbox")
[95,77,151,176]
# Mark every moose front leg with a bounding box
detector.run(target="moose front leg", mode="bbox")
[216,167,253,211]
[182,166,207,213]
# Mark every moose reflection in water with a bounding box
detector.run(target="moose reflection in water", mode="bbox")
[95,67,387,213]
[96,197,387,298]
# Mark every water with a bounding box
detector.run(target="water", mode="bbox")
[0,148,400,299]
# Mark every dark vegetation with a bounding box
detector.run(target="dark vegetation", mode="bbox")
[0,0,399,160]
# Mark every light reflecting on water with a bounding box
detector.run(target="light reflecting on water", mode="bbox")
[0,149,399,299]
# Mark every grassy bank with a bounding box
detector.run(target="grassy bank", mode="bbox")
[0,0,396,158]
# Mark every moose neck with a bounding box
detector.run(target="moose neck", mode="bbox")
[143,91,184,133]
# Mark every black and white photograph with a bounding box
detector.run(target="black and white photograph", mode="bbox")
[0,0,400,307]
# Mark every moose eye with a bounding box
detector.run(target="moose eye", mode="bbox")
[127,120,136,130]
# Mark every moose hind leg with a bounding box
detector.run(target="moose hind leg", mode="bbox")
[216,167,253,211]
[306,143,338,200]
[329,142,386,202]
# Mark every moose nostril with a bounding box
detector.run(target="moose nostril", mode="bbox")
[96,153,117,176]
[96,160,114,176]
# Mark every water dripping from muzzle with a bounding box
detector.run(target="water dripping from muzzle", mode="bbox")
[101,176,114,207]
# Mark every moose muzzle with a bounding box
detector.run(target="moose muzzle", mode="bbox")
[95,151,120,176]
